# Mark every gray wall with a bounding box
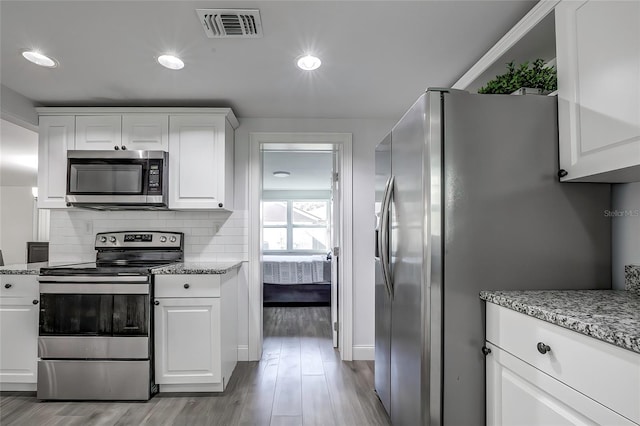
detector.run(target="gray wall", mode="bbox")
[0,84,38,131]
[612,182,640,289]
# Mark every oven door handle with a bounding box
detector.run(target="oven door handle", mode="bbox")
[39,283,150,294]
[38,276,150,283]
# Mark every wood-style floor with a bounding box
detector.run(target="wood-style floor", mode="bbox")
[0,307,390,426]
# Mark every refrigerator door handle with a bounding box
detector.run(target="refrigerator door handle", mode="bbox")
[380,175,395,298]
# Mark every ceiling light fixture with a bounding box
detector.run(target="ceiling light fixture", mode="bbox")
[157,54,185,70]
[296,55,321,71]
[21,50,58,68]
[273,171,291,178]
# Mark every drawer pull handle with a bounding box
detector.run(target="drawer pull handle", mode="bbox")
[184,283,190,289]
[154,300,160,306]
[4,283,12,289]
[481,346,491,356]
[32,299,39,305]
[537,342,551,354]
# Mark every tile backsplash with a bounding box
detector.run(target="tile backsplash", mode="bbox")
[49,209,248,263]
[625,265,640,292]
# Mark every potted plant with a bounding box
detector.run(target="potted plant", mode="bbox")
[478,59,557,95]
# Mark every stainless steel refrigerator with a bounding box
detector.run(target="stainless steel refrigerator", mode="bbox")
[374,89,611,425]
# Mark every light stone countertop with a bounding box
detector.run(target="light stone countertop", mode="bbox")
[480,289,640,354]
[0,262,50,275]
[151,261,244,275]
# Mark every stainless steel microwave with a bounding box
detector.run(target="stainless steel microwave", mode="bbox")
[66,150,169,210]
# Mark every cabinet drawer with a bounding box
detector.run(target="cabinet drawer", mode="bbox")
[0,276,39,299]
[486,303,640,424]
[154,275,220,298]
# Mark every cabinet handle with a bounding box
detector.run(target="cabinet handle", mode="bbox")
[184,283,190,289]
[32,299,39,305]
[537,342,551,354]
[481,346,491,356]
[114,145,120,150]
[4,283,12,289]
[218,203,223,208]
[154,300,160,306]
[558,169,568,178]
[121,145,127,150]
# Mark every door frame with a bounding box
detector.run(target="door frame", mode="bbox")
[248,132,353,361]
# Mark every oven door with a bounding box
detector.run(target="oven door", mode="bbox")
[38,278,151,359]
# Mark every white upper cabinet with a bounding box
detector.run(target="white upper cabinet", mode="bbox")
[556,0,640,182]
[122,115,169,151]
[168,114,235,210]
[38,115,74,209]
[75,115,122,150]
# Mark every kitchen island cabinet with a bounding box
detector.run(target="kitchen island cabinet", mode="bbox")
[153,263,240,392]
[482,291,640,425]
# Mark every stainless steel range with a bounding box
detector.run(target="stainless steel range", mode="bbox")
[37,231,183,401]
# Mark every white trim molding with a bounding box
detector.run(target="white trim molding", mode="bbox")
[248,132,354,361]
[352,345,375,361]
[452,0,560,90]
[237,345,249,362]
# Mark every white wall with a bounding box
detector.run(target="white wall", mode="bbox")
[0,84,38,131]
[612,182,640,289]
[235,118,395,358]
[0,186,35,264]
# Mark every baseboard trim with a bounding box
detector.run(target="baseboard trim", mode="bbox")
[352,345,374,360]
[238,345,249,361]
[0,383,37,392]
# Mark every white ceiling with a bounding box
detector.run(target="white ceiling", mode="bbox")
[0,1,537,120]
[0,119,38,187]
[263,151,333,190]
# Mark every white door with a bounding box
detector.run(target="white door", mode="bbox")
[122,115,169,151]
[0,298,38,385]
[154,297,221,385]
[330,149,340,348]
[75,115,122,150]
[486,343,635,426]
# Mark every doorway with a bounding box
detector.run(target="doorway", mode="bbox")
[248,133,353,361]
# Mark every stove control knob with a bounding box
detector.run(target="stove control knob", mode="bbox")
[109,236,117,243]
[100,236,107,243]
[160,236,167,243]
[170,236,177,243]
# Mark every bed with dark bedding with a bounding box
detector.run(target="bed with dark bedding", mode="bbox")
[262,255,332,306]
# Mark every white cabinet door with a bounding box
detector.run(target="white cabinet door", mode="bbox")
[168,115,232,209]
[122,115,168,151]
[486,342,636,426]
[154,297,221,384]
[75,115,122,150]
[38,115,74,208]
[556,0,640,182]
[0,298,38,387]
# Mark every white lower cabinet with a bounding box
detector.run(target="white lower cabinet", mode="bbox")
[154,270,237,392]
[0,276,39,391]
[486,303,640,426]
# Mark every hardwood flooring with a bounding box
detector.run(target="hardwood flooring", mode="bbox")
[0,307,390,426]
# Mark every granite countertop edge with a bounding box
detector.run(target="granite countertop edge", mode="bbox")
[0,262,48,275]
[151,261,245,275]
[480,290,640,355]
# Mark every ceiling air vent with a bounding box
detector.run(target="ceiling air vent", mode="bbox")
[196,9,263,38]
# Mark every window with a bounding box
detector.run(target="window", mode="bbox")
[262,200,330,253]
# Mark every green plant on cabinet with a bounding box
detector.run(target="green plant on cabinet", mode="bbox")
[478,59,557,94]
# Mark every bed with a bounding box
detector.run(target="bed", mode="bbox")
[263,254,332,306]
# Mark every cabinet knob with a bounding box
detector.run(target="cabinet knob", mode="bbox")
[32,299,39,305]
[4,283,12,289]
[218,203,223,208]
[481,346,492,356]
[537,342,551,354]
[184,283,190,289]
[121,145,127,150]
[154,300,160,306]
[114,145,120,150]
[558,169,568,178]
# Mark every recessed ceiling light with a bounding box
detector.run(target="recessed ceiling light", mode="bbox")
[21,50,58,68]
[297,55,321,71]
[273,171,291,178]
[157,54,184,70]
